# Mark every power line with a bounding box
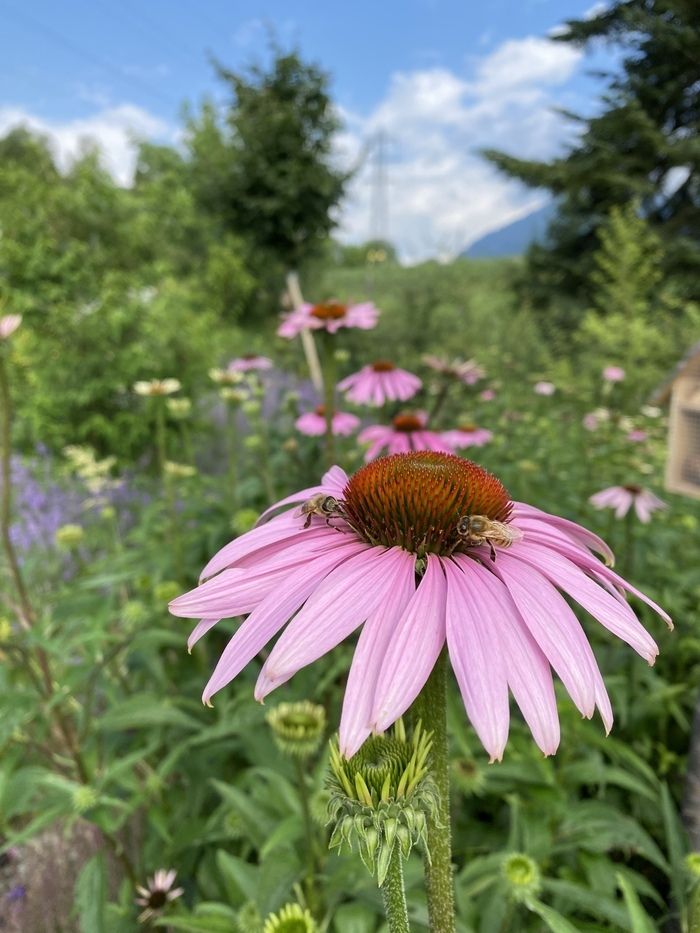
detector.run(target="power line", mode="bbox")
[2,1,182,111]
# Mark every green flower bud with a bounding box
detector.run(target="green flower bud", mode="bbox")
[72,785,99,814]
[122,600,149,626]
[244,434,262,452]
[310,788,331,827]
[164,461,196,479]
[100,505,116,522]
[231,508,260,535]
[452,756,486,796]
[326,720,439,886]
[154,581,182,604]
[334,349,351,363]
[220,386,248,403]
[237,902,263,933]
[55,524,84,549]
[502,852,541,902]
[166,397,192,418]
[0,618,12,643]
[686,853,700,878]
[262,903,317,933]
[266,701,326,758]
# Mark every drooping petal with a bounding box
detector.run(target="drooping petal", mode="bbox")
[452,555,560,755]
[200,511,304,581]
[506,540,659,663]
[513,502,615,565]
[490,552,599,718]
[202,540,366,703]
[443,558,510,762]
[255,546,407,698]
[371,556,447,733]
[339,550,416,757]
[187,617,220,651]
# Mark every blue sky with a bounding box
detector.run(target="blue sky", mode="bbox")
[1,0,615,260]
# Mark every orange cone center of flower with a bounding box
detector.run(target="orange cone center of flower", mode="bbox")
[342,452,512,555]
[310,301,347,321]
[372,360,395,372]
[242,353,258,360]
[314,405,329,417]
[458,423,477,432]
[623,484,642,494]
[392,414,423,432]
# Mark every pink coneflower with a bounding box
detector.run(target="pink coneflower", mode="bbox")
[135,869,184,924]
[603,366,625,383]
[424,355,484,385]
[626,430,648,443]
[590,485,667,523]
[0,315,22,340]
[338,361,422,406]
[295,406,360,437]
[278,300,379,339]
[583,413,600,432]
[480,389,495,402]
[441,423,493,449]
[358,412,453,462]
[227,354,273,373]
[170,452,670,762]
[534,381,555,396]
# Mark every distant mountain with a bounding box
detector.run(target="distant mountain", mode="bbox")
[461,203,554,259]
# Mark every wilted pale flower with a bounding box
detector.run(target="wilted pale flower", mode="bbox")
[167,397,192,418]
[338,361,422,406]
[358,412,453,462]
[135,870,184,924]
[295,406,360,437]
[642,405,662,419]
[533,381,555,396]
[164,461,196,478]
[441,423,493,449]
[0,315,22,340]
[219,386,248,404]
[227,354,273,372]
[603,366,625,383]
[626,430,648,443]
[423,355,484,385]
[170,452,669,762]
[133,379,181,397]
[278,300,379,338]
[590,485,667,523]
[209,367,245,386]
[480,389,495,401]
[583,413,600,432]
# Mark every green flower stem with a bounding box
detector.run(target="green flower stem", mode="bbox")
[294,756,319,916]
[154,397,167,481]
[381,847,411,933]
[320,334,337,470]
[413,649,456,933]
[428,377,451,423]
[225,402,239,513]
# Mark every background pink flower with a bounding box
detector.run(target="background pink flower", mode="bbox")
[295,406,360,437]
[589,484,667,522]
[603,366,625,383]
[338,361,422,406]
[278,301,379,338]
[534,381,556,396]
[358,412,453,461]
[0,315,22,340]
[227,354,273,372]
[583,413,600,431]
[626,430,648,443]
[480,389,495,401]
[441,424,493,448]
[170,453,670,763]
[423,355,484,385]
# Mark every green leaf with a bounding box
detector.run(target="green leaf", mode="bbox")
[97,695,200,731]
[661,782,688,918]
[215,849,257,907]
[333,902,379,933]
[617,873,657,933]
[260,813,302,858]
[526,898,581,933]
[542,878,630,928]
[74,854,107,933]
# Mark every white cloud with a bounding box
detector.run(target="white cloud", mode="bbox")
[0,104,171,185]
[336,35,583,262]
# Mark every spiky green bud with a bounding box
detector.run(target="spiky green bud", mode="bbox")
[72,785,99,814]
[236,902,263,933]
[55,524,84,549]
[326,720,439,886]
[452,756,486,796]
[262,903,317,933]
[502,852,541,902]
[266,701,326,758]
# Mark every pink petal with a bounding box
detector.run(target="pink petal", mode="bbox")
[187,617,221,651]
[338,550,417,757]
[443,558,510,762]
[490,553,599,719]
[371,556,447,733]
[202,540,366,703]
[255,546,406,698]
[452,555,560,755]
